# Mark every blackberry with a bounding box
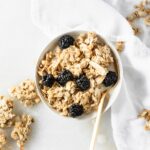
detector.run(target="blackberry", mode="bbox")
[76,75,90,91]
[58,35,75,49]
[68,104,84,117]
[42,74,55,87]
[103,71,118,87]
[56,69,74,86]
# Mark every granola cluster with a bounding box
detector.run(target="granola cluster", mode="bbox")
[0,95,34,149]
[11,115,34,148]
[0,96,15,128]
[38,32,117,116]
[9,79,40,107]
[139,109,150,130]
[126,0,150,35]
[0,131,7,149]
[115,41,125,52]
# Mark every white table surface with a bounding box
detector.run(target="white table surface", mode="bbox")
[0,0,117,149]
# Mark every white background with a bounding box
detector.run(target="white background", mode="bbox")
[0,0,116,149]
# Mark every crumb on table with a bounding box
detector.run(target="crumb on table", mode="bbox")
[139,109,150,130]
[115,41,125,52]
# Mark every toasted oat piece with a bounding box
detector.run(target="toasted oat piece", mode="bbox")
[126,11,139,22]
[139,109,150,130]
[89,61,107,76]
[9,79,40,107]
[0,131,7,149]
[139,109,150,120]
[115,41,125,52]
[135,0,150,9]
[132,25,140,35]
[127,17,140,35]
[11,114,34,149]
[0,96,15,128]
[144,16,150,26]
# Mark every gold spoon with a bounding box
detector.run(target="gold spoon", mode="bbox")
[89,89,110,150]
[89,59,120,150]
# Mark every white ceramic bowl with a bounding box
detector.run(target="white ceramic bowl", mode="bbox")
[35,31,123,121]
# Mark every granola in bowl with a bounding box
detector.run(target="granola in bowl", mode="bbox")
[36,32,119,118]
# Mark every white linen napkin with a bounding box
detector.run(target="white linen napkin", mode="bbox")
[31,0,150,149]
[111,36,150,150]
[31,0,133,39]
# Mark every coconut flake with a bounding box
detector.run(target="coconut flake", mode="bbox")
[89,61,107,76]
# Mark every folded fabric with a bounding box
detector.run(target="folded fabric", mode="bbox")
[31,0,133,39]
[103,0,150,47]
[31,0,150,149]
[111,35,150,150]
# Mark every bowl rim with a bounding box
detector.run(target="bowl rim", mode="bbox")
[35,30,123,121]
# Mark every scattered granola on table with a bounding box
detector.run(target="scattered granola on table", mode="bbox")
[115,41,125,52]
[0,131,7,149]
[126,0,150,35]
[0,96,15,128]
[11,114,34,149]
[9,79,40,107]
[37,32,118,117]
[139,109,150,130]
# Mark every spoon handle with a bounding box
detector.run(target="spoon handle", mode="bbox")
[20,145,24,150]
[89,91,107,150]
